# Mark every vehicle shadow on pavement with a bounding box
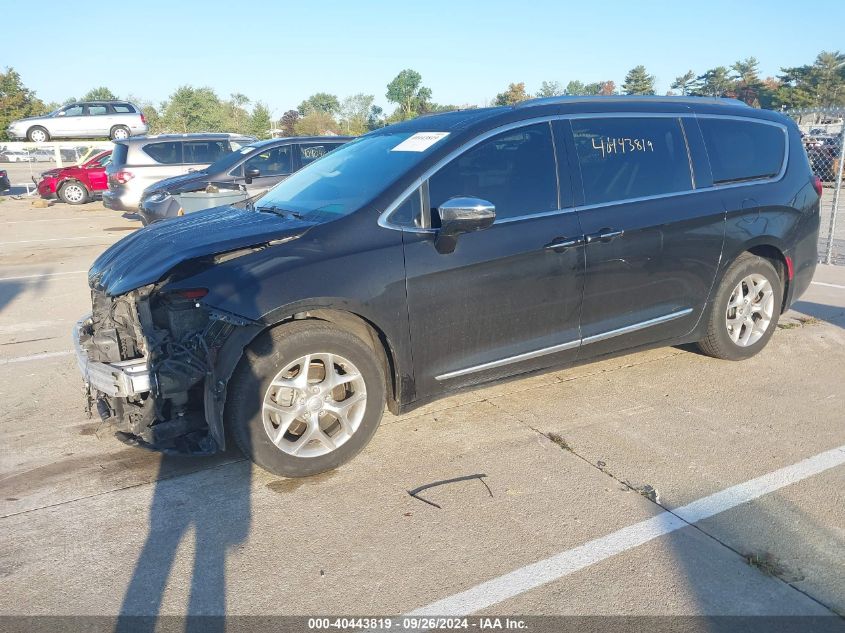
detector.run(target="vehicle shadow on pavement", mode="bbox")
[789,300,845,329]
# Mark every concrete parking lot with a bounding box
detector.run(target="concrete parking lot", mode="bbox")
[0,194,844,625]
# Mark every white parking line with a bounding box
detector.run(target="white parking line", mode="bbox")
[0,236,116,246]
[0,270,87,281]
[408,444,845,617]
[0,350,73,365]
[3,218,95,224]
[811,281,845,290]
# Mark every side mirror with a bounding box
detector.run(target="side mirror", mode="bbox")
[244,167,260,184]
[434,197,495,254]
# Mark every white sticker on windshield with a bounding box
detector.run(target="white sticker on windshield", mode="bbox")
[391,132,450,152]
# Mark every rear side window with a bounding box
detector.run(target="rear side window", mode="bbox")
[87,105,108,116]
[143,142,182,164]
[572,117,692,205]
[299,143,334,166]
[183,140,230,164]
[429,122,558,222]
[113,104,134,114]
[111,143,128,167]
[699,118,786,184]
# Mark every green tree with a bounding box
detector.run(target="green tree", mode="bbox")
[339,93,375,135]
[228,92,251,134]
[0,67,46,139]
[159,86,227,133]
[537,80,563,98]
[731,57,762,105]
[622,65,656,95]
[564,80,587,95]
[249,102,273,139]
[82,86,118,101]
[367,104,384,131]
[125,94,161,133]
[494,82,530,105]
[297,92,340,116]
[294,111,340,136]
[671,70,696,96]
[692,66,734,97]
[386,69,432,120]
[280,110,300,136]
[780,51,845,108]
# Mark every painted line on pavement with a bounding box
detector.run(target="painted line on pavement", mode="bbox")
[0,350,73,365]
[0,270,87,281]
[811,281,845,290]
[0,236,117,245]
[408,444,845,617]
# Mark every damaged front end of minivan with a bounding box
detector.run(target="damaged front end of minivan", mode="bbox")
[74,282,262,453]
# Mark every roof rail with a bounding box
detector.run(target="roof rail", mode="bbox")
[515,95,748,108]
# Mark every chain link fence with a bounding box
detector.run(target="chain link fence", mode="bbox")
[787,108,845,265]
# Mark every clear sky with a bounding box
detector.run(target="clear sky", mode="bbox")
[4,0,843,117]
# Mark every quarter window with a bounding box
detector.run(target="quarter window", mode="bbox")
[143,142,182,164]
[428,122,558,222]
[572,117,692,205]
[698,118,785,184]
[113,104,134,114]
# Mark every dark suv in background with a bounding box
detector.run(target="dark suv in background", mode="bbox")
[103,133,255,211]
[138,136,351,224]
[74,96,819,478]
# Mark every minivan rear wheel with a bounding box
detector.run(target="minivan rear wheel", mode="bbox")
[110,125,130,140]
[697,253,782,360]
[226,321,386,478]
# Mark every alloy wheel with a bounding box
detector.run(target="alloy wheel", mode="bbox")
[725,273,774,347]
[63,184,86,204]
[262,353,367,458]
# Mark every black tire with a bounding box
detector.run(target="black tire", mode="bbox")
[27,126,49,142]
[226,320,386,477]
[58,181,90,205]
[697,253,782,360]
[110,125,130,140]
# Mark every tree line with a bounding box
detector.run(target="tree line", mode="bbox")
[1,50,842,141]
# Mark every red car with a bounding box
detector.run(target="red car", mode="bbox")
[36,150,111,205]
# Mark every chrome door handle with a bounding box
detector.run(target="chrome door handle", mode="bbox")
[545,236,585,251]
[585,229,624,243]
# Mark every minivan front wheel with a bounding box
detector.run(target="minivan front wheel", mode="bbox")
[227,321,386,477]
[697,253,782,360]
[27,126,49,142]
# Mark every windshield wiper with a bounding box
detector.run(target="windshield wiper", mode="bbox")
[256,205,305,220]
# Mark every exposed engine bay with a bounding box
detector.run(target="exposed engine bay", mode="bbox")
[76,284,239,453]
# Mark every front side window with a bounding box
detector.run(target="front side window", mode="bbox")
[572,117,692,205]
[183,140,230,164]
[61,105,84,117]
[698,118,785,184]
[428,122,558,222]
[244,145,292,176]
[143,142,182,164]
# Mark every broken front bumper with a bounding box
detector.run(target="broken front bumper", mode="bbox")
[73,315,150,397]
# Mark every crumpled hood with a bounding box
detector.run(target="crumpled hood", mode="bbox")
[89,205,313,296]
[145,171,210,195]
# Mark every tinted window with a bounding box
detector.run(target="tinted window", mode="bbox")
[143,142,182,164]
[428,122,558,222]
[699,118,785,184]
[87,105,108,116]
[572,117,692,205]
[299,143,336,166]
[113,104,134,114]
[183,140,230,164]
[111,143,128,167]
[244,145,292,176]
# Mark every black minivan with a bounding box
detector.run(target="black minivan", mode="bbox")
[75,96,820,477]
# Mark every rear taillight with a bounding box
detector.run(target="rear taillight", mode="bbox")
[812,175,823,197]
[140,113,147,125]
[170,288,208,300]
[115,170,134,184]
[0,170,6,177]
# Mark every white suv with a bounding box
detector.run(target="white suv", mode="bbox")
[6,101,148,142]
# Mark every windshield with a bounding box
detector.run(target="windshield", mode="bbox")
[205,143,261,174]
[253,131,442,219]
